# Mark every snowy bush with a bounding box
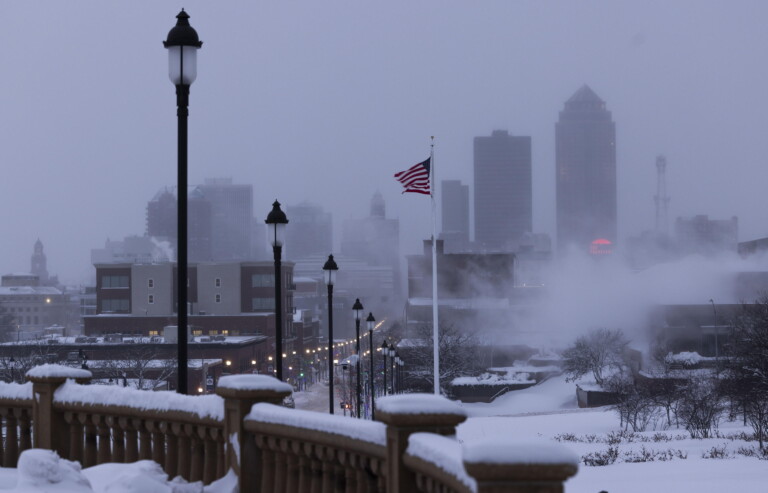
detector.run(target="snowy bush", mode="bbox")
[562,328,629,386]
[581,447,619,466]
[676,376,726,439]
[664,351,703,368]
[701,444,731,459]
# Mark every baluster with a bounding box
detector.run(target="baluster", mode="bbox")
[81,414,97,468]
[146,421,165,466]
[334,464,347,493]
[355,458,368,493]
[342,453,357,493]
[137,419,152,461]
[285,440,299,493]
[201,427,217,485]
[5,412,18,467]
[310,456,323,493]
[0,411,5,465]
[16,409,31,456]
[298,443,314,493]
[256,435,275,493]
[215,430,226,480]
[161,421,178,479]
[188,424,203,483]
[65,413,83,463]
[319,447,334,493]
[273,437,287,493]
[174,422,191,480]
[94,415,112,464]
[120,418,138,463]
[107,417,124,463]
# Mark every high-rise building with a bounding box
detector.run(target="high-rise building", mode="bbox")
[146,189,177,241]
[440,180,470,252]
[285,202,332,260]
[556,85,616,254]
[197,178,254,261]
[474,130,532,250]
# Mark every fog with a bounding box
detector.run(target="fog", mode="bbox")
[1,1,768,286]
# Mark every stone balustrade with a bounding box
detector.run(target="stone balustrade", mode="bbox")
[0,365,579,492]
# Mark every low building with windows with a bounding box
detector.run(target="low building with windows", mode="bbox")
[84,262,309,360]
[0,274,78,336]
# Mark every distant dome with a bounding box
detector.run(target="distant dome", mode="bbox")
[370,192,385,218]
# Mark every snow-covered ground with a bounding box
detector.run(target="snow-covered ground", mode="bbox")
[457,375,766,493]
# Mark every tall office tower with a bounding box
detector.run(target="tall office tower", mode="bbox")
[146,189,177,240]
[285,202,332,260]
[197,178,254,261]
[474,130,532,250]
[440,180,470,252]
[188,187,213,262]
[555,85,616,254]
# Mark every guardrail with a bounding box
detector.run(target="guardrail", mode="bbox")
[3,365,578,492]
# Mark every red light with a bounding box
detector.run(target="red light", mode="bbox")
[590,238,612,255]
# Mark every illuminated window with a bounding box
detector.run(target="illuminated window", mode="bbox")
[149,330,159,336]
[222,330,229,335]
[209,330,219,336]
[192,330,203,336]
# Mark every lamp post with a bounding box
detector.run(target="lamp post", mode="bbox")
[323,255,338,414]
[164,9,202,395]
[366,312,375,419]
[388,344,396,394]
[709,298,719,362]
[398,357,405,394]
[266,201,288,381]
[380,340,389,395]
[352,298,363,419]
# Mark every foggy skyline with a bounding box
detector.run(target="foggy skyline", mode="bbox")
[1,1,767,283]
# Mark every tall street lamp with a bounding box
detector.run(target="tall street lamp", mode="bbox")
[366,312,376,419]
[266,200,288,381]
[381,340,389,395]
[323,255,338,414]
[164,9,202,395]
[352,298,364,419]
[388,343,396,394]
[394,352,401,394]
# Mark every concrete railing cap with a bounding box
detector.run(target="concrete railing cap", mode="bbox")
[26,364,92,382]
[216,374,292,399]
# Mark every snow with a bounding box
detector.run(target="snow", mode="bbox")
[83,461,202,493]
[216,375,292,393]
[377,394,467,417]
[463,439,579,466]
[12,449,91,492]
[26,365,92,380]
[0,382,33,401]
[665,351,704,366]
[54,380,224,421]
[406,433,475,491]
[247,403,386,446]
[460,374,578,417]
[451,372,534,387]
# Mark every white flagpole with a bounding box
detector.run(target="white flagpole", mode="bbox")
[430,136,439,395]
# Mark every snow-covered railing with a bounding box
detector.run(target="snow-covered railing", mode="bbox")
[10,366,579,492]
[0,381,34,467]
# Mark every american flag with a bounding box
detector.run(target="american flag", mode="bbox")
[394,157,431,195]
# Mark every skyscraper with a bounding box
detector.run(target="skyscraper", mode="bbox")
[440,180,470,252]
[474,130,532,250]
[555,85,616,254]
[197,178,254,261]
[285,202,332,260]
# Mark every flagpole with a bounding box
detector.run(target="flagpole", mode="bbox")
[430,136,439,395]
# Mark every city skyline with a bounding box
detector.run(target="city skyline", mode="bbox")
[1,2,767,282]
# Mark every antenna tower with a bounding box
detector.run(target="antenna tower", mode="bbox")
[654,155,670,236]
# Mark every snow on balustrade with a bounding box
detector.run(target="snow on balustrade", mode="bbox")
[26,363,92,380]
[407,432,476,491]
[0,381,32,400]
[217,374,293,393]
[247,403,387,446]
[462,439,579,466]
[54,379,224,421]
[377,393,467,417]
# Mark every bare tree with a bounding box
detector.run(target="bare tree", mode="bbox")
[405,323,485,395]
[98,345,176,390]
[562,328,629,387]
[675,375,725,439]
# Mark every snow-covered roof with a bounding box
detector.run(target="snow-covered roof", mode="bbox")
[0,286,62,296]
[408,297,509,309]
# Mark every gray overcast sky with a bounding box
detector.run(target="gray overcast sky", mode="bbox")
[1,1,767,283]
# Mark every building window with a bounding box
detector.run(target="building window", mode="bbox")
[252,297,275,310]
[33,316,38,324]
[215,294,221,303]
[215,278,221,288]
[101,299,130,312]
[192,330,203,336]
[148,279,154,289]
[148,330,159,336]
[209,330,219,335]
[101,275,129,288]
[148,295,154,304]
[251,274,274,287]
[222,330,229,335]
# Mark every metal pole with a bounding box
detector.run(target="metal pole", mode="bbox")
[355,318,361,419]
[328,285,334,414]
[274,245,283,381]
[369,328,374,420]
[176,83,190,394]
[382,349,387,396]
